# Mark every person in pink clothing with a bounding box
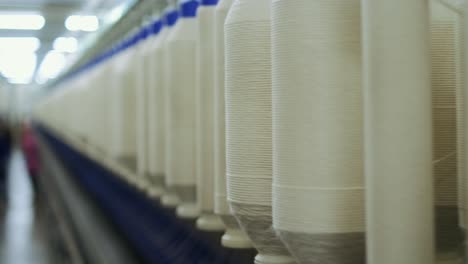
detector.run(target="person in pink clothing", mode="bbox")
[21,122,39,191]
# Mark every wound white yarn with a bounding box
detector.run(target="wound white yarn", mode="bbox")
[165,16,199,210]
[272,0,364,233]
[454,11,466,230]
[147,27,169,196]
[92,64,110,153]
[110,49,137,161]
[463,0,468,242]
[362,0,434,263]
[272,0,365,263]
[161,22,180,208]
[225,0,294,262]
[195,4,224,231]
[431,1,464,256]
[214,0,252,249]
[136,38,150,181]
[214,0,233,217]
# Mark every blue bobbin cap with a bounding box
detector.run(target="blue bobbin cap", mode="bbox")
[165,8,179,26]
[180,0,199,18]
[201,0,218,5]
[141,26,150,40]
[151,19,163,35]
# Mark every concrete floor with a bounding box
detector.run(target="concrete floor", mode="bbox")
[0,149,62,264]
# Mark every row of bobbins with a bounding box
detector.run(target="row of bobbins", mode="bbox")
[34,0,468,263]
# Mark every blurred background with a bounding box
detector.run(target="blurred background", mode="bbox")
[0,0,140,116]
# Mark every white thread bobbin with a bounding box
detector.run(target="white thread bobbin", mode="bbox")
[147,24,168,199]
[163,2,200,217]
[454,6,466,232]
[225,0,294,263]
[214,0,252,249]
[431,1,465,258]
[66,83,82,139]
[110,47,137,172]
[272,0,365,263]
[120,42,139,174]
[96,62,113,155]
[195,1,224,232]
[136,33,152,190]
[463,0,468,257]
[85,75,101,148]
[161,9,182,208]
[92,64,109,153]
[362,0,434,263]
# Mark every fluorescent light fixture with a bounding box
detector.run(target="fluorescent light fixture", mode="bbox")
[0,13,45,30]
[80,15,99,32]
[53,37,78,53]
[0,52,36,83]
[65,15,99,32]
[0,37,40,52]
[8,78,31,84]
[37,50,66,81]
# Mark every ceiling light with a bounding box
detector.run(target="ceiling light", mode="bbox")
[8,78,31,84]
[53,37,78,53]
[0,13,45,30]
[65,15,99,32]
[0,37,40,52]
[0,52,36,83]
[80,16,99,32]
[37,51,66,81]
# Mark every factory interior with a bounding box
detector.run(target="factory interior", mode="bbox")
[0,0,467,263]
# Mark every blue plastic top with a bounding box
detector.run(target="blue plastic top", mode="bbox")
[201,0,218,5]
[141,25,151,39]
[151,19,163,34]
[180,0,199,18]
[165,9,179,26]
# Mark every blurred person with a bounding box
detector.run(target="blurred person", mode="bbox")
[21,122,39,193]
[0,118,12,200]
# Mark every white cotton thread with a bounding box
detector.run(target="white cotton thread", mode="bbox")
[454,8,466,231]
[165,12,199,214]
[214,0,251,249]
[195,3,224,232]
[147,27,169,198]
[225,0,294,263]
[272,0,364,263]
[431,1,465,257]
[161,14,181,209]
[110,49,137,165]
[136,35,152,187]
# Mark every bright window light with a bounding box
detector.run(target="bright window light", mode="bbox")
[65,15,99,32]
[0,52,36,83]
[0,13,45,30]
[0,37,40,52]
[53,37,78,53]
[37,51,66,81]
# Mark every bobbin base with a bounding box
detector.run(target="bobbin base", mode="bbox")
[223,228,253,249]
[135,179,147,191]
[196,213,225,231]
[147,186,164,198]
[160,192,180,208]
[254,254,295,264]
[219,215,252,249]
[176,203,200,219]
